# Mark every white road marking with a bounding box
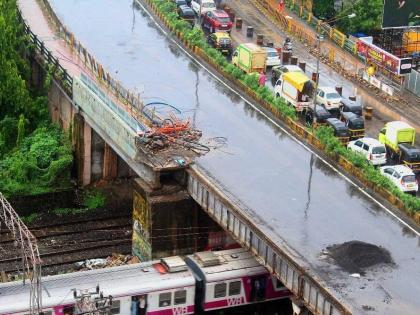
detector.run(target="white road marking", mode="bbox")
[135,0,420,236]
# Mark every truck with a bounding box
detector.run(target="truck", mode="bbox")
[273,71,314,112]
[232,43,266,74]
[378,121,416,158]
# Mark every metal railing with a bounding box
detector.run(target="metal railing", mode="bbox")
[19,19,73,94]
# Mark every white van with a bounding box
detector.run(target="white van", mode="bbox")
[191,0,216,15]
[347,137,387,165]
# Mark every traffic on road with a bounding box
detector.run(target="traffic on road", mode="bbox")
[47,0,420,313]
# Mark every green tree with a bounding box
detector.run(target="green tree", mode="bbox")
[313,0,335,20]
[0,0,73,197]
[16,114,25,147]
[336,0,383,34]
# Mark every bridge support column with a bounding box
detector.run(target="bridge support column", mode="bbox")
[131,177,225,261]
[74,114,92,186]
[103,143,118,181]
[82,122,92,186]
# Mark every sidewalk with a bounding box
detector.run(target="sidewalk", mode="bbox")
[244,0,420,130]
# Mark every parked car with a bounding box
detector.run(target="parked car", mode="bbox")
[340,111,365,140]
[263,47,280,67]
[326,118,350,145]
[207,32,232,54]
[316,86,342,111]
[271,64,304,85]
[173,0,188,7]
[178,5,196,26]
[347,137,387,166]
[397,143,420,173]
[341,98,363,116]
[191,0,216,15]
[380,165,418,194]
[201,10,232,33]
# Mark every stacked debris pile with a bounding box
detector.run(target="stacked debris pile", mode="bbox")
[325,241,393,275]
[74,254,140,271]
[136,113,208,154]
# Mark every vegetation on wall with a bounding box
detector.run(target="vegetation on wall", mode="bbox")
[0,0,72,197]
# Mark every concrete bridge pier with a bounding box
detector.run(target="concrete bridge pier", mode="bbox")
[131,176,231,262]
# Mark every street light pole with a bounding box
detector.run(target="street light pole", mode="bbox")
[312,13,356,114]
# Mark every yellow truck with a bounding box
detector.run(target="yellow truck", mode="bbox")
[232,43,267,74]
[273,72,314,112]
[378,121,416,158]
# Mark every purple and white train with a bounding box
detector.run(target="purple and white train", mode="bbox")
[0,248,291,315]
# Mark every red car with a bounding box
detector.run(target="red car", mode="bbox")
[201,10,232,33]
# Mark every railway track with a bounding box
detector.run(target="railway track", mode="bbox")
[0,238,132,274]
[0,217,131,244]
[0,214,133,276]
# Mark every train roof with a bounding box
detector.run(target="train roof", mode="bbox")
[0,260,194,313]
[186,248,268,283]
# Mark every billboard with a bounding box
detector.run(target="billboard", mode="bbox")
[356,37,412,75]
[382,0,420,28]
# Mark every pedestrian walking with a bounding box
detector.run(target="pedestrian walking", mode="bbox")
[278,0,285,12]
[258,71,266,87]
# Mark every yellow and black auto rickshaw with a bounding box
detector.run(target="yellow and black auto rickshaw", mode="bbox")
[326,118,350,145]
[207,32,233,55]
[398,143,420,173]
[340,111,365,140]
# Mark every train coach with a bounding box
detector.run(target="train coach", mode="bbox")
[0,248,291,315]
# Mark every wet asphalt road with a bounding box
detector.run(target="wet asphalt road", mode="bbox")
[49,0,420,313]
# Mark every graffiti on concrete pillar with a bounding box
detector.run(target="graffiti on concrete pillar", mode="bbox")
[132,190,151,261]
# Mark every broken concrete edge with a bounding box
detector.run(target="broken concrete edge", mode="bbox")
[187,165,353,315]
[251,0,420,133]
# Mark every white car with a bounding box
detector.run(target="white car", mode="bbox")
[347,137,387,165]
[380,165,418,194]
[316,86,342,111]
[191,0,216,15]
[263,47,280,67]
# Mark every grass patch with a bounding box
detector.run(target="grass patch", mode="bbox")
[21,213,39,225]
[82,190,106,209]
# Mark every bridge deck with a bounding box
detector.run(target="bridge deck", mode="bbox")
[20,0,420,314]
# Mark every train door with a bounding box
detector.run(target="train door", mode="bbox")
[250,276,267,302]
[131,295,147,315]
[194,278,205,313]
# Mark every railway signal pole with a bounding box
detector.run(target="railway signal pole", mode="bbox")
[0,193,42,314]
[73,285,113,315]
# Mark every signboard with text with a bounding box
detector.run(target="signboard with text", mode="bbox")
[356,37,412,75]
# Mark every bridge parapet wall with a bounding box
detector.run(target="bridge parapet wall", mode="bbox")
[187,166,351,315]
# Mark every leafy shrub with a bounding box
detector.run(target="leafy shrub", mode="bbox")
[83,190,106,209]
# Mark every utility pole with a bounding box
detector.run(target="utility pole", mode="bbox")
[312,13,356,110]
[73,285,113,315]
[0,193,42,314]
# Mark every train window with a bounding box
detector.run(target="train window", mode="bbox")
[214,283,227,298]
[42,312,52,315]
[275,279,283,289]
[174,290,187,305]
[159,292,172,307]
[110,300,120,314]
[228,281,241,296]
